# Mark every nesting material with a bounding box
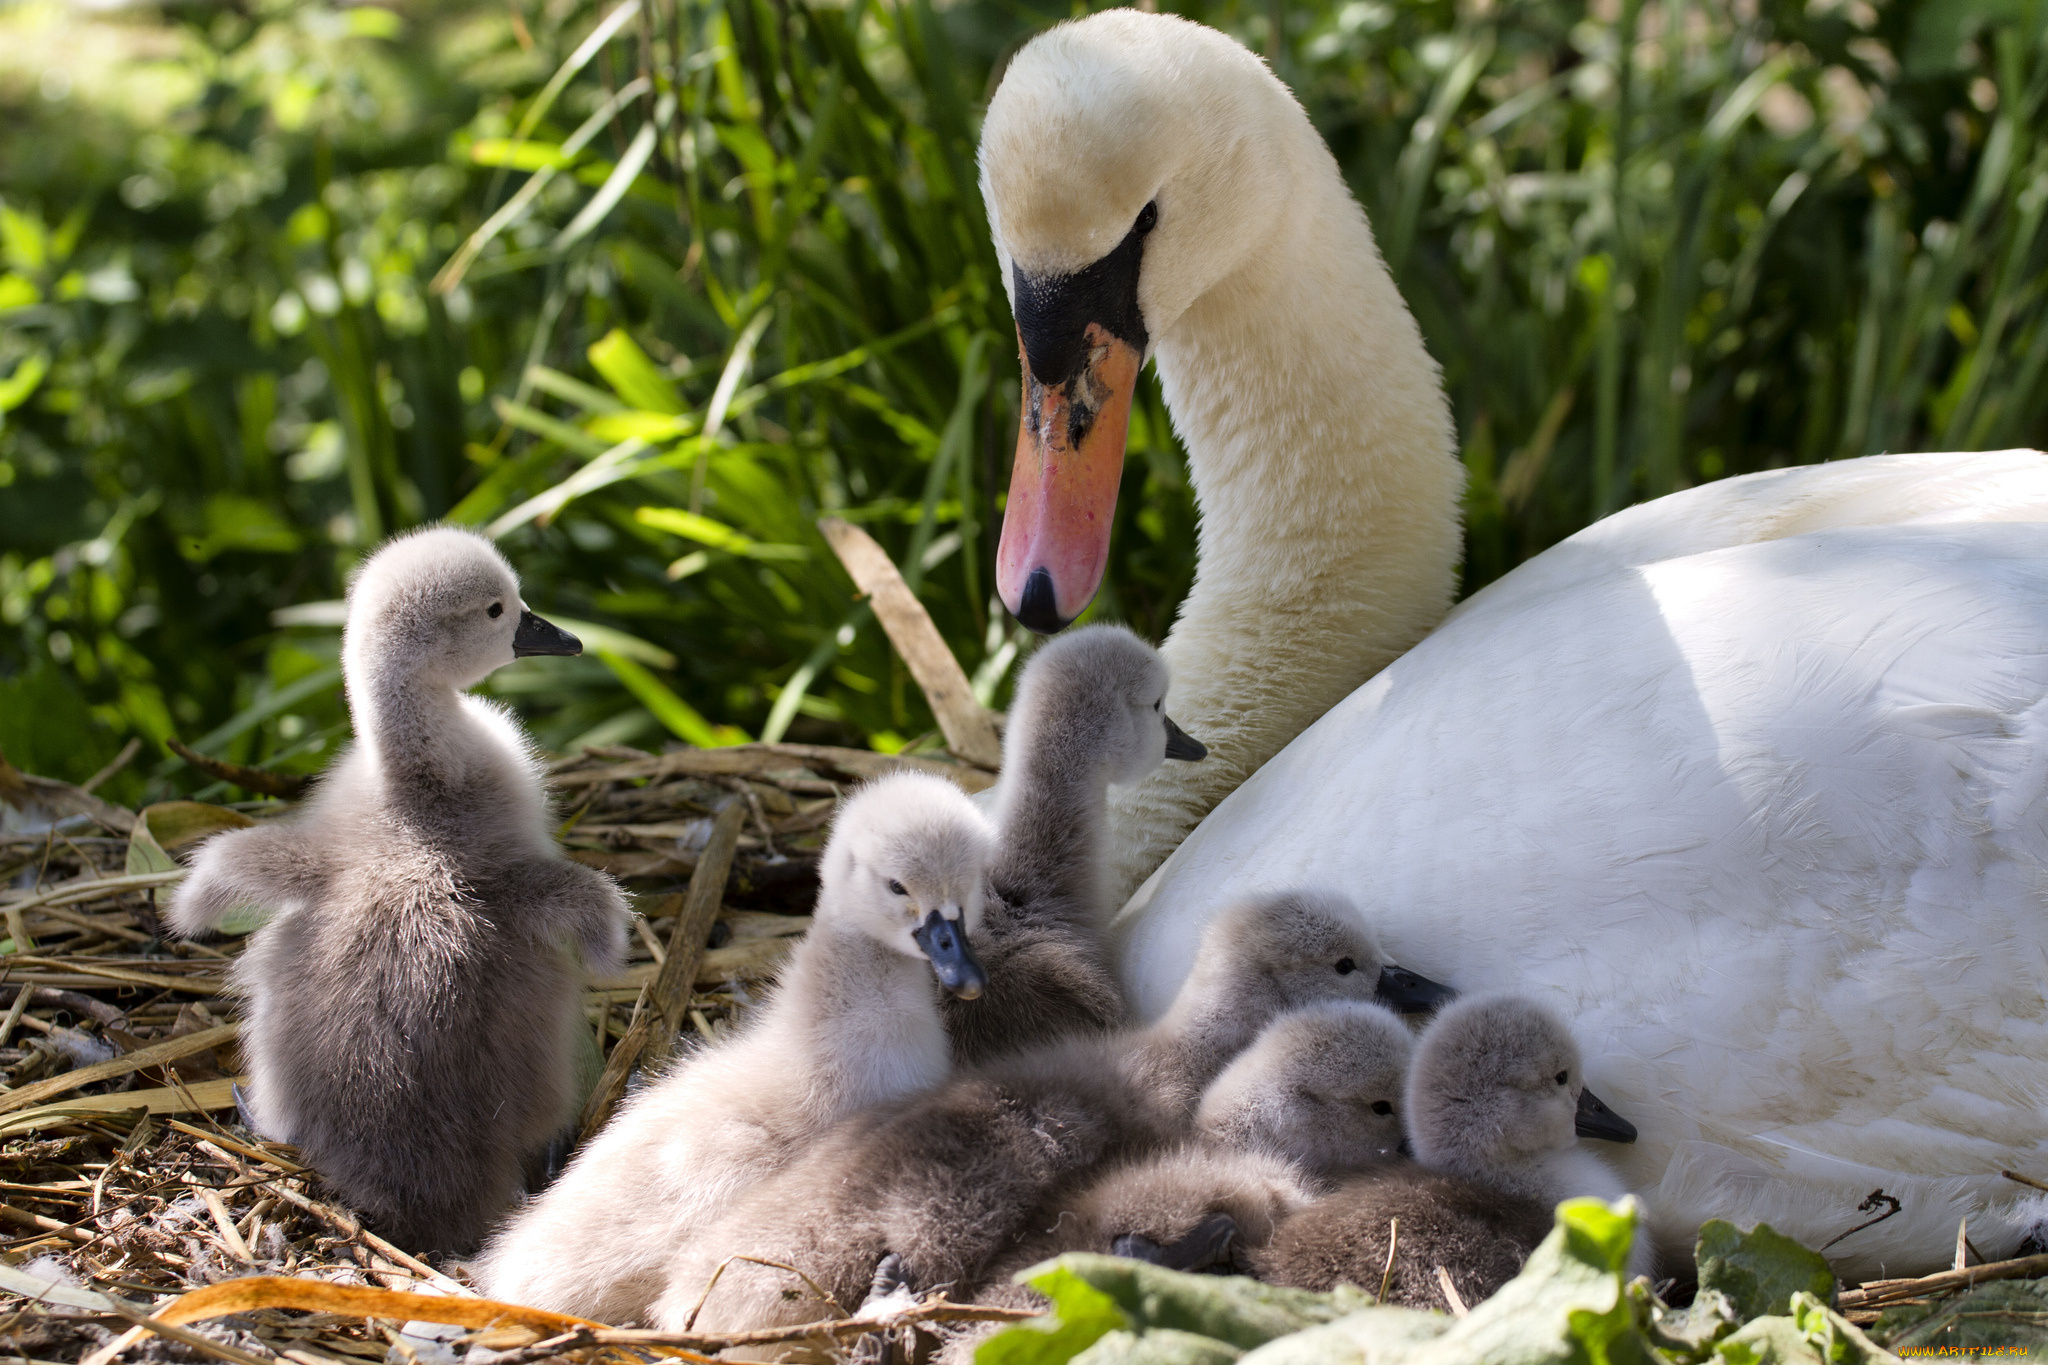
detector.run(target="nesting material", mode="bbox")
[0,740,990,1359]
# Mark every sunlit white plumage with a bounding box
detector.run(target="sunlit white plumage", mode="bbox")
[1116,464,2048,1277]
[980,10,2048,1279]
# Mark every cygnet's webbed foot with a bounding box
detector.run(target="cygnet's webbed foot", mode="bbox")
[231,1081,271,1141]
[1110,1214,1239,1275]
[867,1251,912,1304]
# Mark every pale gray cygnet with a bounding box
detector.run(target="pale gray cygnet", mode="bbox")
[165,526,627,1254]
[946,623,1206,1066]
[959,997,1417,1327]
[1256,992,1648,1309]
[650,889,1387,1336]
[475,772,995,1324]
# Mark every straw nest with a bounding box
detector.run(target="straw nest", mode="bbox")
[0,740,1033,1365]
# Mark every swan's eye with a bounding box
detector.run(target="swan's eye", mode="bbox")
[1334,957,1357,976]
[1556,1071,1569,1086]
[487,602,504,619]
[1134,201,1158,235]
[1370,1100,1393,1116]
[888,879,908,896]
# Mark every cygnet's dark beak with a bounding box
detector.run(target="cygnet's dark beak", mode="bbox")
[912,908,986,1000]
[1376,963,1456,1014]
[1163,715,1207,762]
[1396,1135,1413,1158]
[1575,1087,1638,1143]
[513,610,582,658]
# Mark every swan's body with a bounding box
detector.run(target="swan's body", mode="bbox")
[475,773,995,1322]
[167,527,625,1253]
[981,7,2048,1277]
[1120,465,2048,1276]
[650,891,1387,1334]
[945,625,1204,1065]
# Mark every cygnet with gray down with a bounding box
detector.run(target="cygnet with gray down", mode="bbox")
[966,998,1417,1315]
[165,526,627,1254]
[651,889,1387,1335]
[474,771,995,1324]
[945,623,1206,1067]
[1255,992,1648,1310]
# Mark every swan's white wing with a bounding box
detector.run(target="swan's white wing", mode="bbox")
[1114,512,2048,1277]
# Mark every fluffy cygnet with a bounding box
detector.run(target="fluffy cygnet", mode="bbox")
[968,999,1417,1311]
[1195,999,1415,1178]
[946,623,1205,1066]
[651,889,1385,1335]
[166,527,627,1253]
[1255,992,1648,1309]
[474,772,995,1324]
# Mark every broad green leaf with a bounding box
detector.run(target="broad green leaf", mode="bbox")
[1037,1258,1367,1353]
[636,506,808,560]
[1695,1221,1836,1323]
[1237,1306,1452,1365]
[493,396,612,457]
[0,351,49,413]
[588,329,686,415]
[0,206,46,272]
[587,411,696,443]
[524,365,625,413]
[345,6,401,38]
[596,649,747,747]
[179,493,300,562]
[978,1264,1130,1365]
[1072,1330,1244,1365]
[1403,1197,1650,1365]
[0,273,39,311]
[1714,1315,1823,1365]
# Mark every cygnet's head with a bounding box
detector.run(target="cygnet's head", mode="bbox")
[1214,890,1386,1010]
[1003,623,1205,791]
[1197,1000,1414,1176]
[978,11,1318,628]
[344,527,581,690]
[1405,993,1584,1177]
[819,772,996,999]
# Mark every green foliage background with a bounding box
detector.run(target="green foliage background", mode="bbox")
[1,0,2044,804]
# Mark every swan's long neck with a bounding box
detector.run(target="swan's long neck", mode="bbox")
[1104,140,1464,905]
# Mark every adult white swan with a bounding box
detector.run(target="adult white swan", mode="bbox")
[981,9,2048,1275]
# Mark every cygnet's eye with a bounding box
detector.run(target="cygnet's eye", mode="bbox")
[487,602,504,619]
[1334,957,1357,976]
[1134,201,1159,235]
[1555,1070,1569,1086]
[887,879,908,896]
[1370,1100,1394,1116]
[1153,698,1163,712]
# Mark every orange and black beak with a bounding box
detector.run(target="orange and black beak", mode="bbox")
[997,221,1149,634]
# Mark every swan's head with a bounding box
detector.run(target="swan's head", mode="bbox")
[980,10,1307,630]
[1196,1000,1414,1176]
[1404,992,1591,1178]
[819,772,995,999]
[344,526,580,690]
[1004,623,1207,790]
